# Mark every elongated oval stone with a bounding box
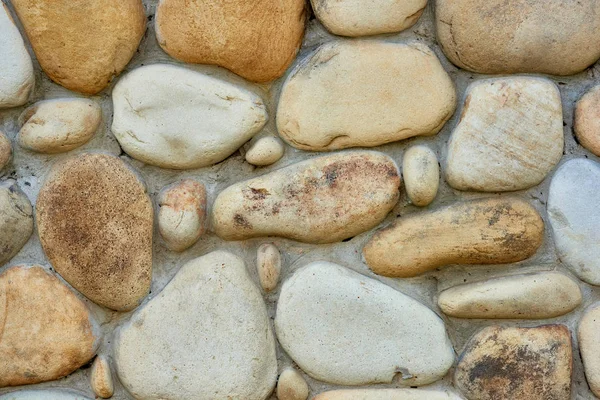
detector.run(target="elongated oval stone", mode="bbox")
[275,262,455,386]
[212,151,400,243]
[364,198,544,277]
[403,145,439,207]
[314,389,464,400]
[0,181,33,267]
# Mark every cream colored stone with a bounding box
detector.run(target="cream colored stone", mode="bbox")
[579,303,600,398]
[18,99,101,154]
[364,197,544,277]
[0,131,11,171]
[246,137,285,166]
[0,181,33,266]
[311,0,427,36]
[212,151,400,243]
[257,243,281,292]
[446,77,563,192]
[575,85,600,156]
[158,179,207,252]
[11,0,145,94]
[314,389,464,400]
[403,145,439,207]
[276,368,309,400]
[438,272,581,319]
[277,41,455,151]
[90,356,114,399]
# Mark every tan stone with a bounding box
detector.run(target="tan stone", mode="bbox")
[245,137,285,167]
[212,151,400,243]
[36,153,153,311]
[436,0,600,75]
[90,355,114,399]
[0,131,11,171]
[314,389,464,400]
[0,265,99,387]
[276,368,309,400]
[11,0,145,94]
[575,85,600,156]
[155,0,305,82]
[363,198,544,277]
[402,145,439,207]
[578,303,600,398]
[277,41,456,151]
[0,181,33,266]
[454,325,572,400]
[257,243,281,292]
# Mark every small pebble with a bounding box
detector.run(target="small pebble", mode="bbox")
[0,131,12,170]
[0,180,33,266]
[246,137,284,166]
[276,368,309,400]
[90,355,114,398]
[257,243,281,292]
[402,145,439,206]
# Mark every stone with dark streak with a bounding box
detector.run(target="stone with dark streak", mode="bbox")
[0,180,33,266]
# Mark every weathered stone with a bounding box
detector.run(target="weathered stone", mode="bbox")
[257,243,281,292]
[11,0,145,94]
[436,0,600,76]
[0,131,11,171]
[275,262,454,386]
[438,272,581,319]
[314,389,464,400]
[575,85,600,156]
[36,153,153,311]
[155,0,305,82]
[0,181,33,266]
[90,355,114,399]
[454,325,572,400]
[0,3,34,108]
[446,77,563,192]
[112,64,268,170]
[548,159,600,285]
[158,179,207,252]
[277,41,456,151]
[276,368,309,400]
[403,145,439,207]
[246,137,285,166]
[311,0,427,36]
[0,266,99,387]
[364,197,544,277]
[18,99,102,154]
[115,251,277,400]
[0,390,92,400]
[578,303,600,398]
[212,151,400,243]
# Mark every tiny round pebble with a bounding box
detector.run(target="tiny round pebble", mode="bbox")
[90,355,114,398]
[402,145,439,206]
[257,243,281,292]
[246,136,285,166]
[0,131,11,170]
[276,368,309,400]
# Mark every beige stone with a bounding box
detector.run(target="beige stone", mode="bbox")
[246,137,285,167]
[257,243,281,292]
[36,153,153,311]
[0,181,33,266]
[436,0,600,75]
[155,0,305,82]
[0,131,11,171]
[446,77,563,192]
[438,272,581,319]
[575,85,600,156]
[311,0,427,37]
[455,325,572,400]
[403,145,439,207]
[18,99,101,154]
[90,356,114,399]
[0,390,92,399]
[276,368,309,400]
[314,389,464,400]
[212,151,400,243]
[277,41,456,151]
[578,303,600,397]
[11,0,145,94]
[158,179,207,252]
[0,265,99,387]
[363,198,544,277]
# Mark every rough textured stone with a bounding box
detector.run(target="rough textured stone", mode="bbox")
[11,0,145,94]
[112,64,268,170]
[36,153,153,311]
[446,77,563,192]
[364,197,544,277]
[276,368,309,400]
[275,262,454,386]
[0,266,99,387]
[158,179,207,252]
[115,251,277,400]
[578,303,600,398]
[277,41,456,151]
[18,99,102,154]
[246,137,285,167]
[0,3,34,108]
[155,0,305,82]
[314,389,464,400]
[257,243,281,292]
[0,390,92,400]
[212,151,400,243]
[90,355,114,399]
[0,181,33,266]
[0,131,11,171]
[438,272,581,319]
[403,145,439,207]
[574,85,600,156]
[548,159,600,285]
[454,325,572,400]
[311,0,427,37]
[436,0,600,76]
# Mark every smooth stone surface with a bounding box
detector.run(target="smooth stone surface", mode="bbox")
[0,4,34,108]
[212,151,400,243]
[18,99,102,154]
[0,390,92,400]
[0,131,11,170]
[455,325,572,400]
[90,355,114,399]
[36,153,153,311]
[11,0,145,94]
[436,0,600,75]
[578,302,600,398]
[275,262,455,386]
[403,145,439,207]
[155,0,305,82]
[246,137,285,166]
[276,368,309,400]
[0,266,99,387]
[158,179,207,252]
[257,243,281,292]
[446,77,563,192]
[314,389,464,400]
[112,64,268,170]
[438,272,581,319]
[311,0,427,36]
[575,85,600,156]
[115,251,277,400]
[0,181,33,266]
[364,197,544,277]
[548,159,600,285]
[277,41,455,151]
